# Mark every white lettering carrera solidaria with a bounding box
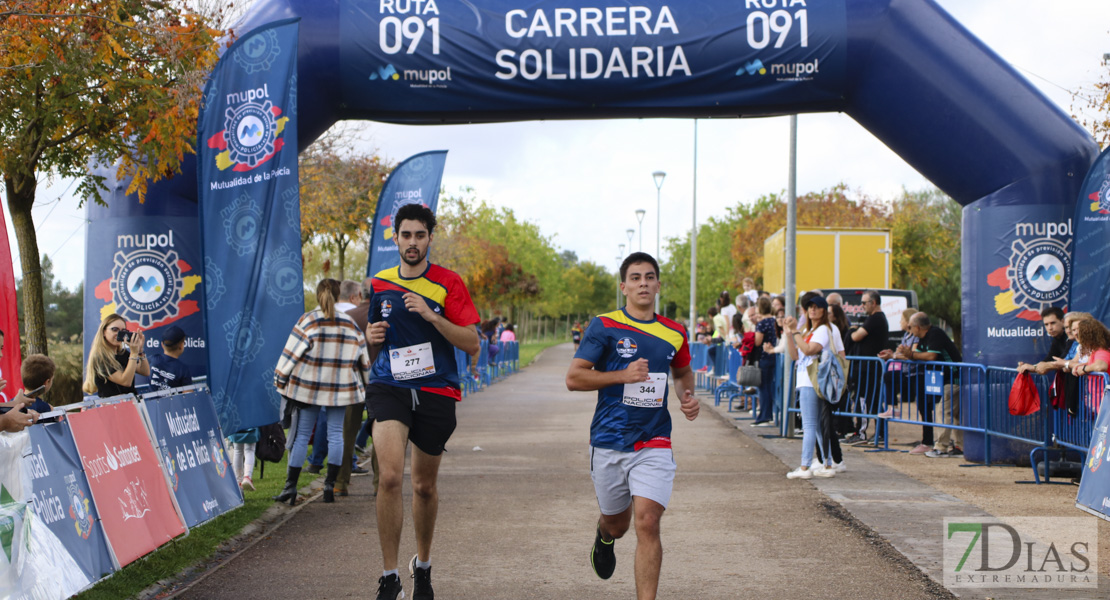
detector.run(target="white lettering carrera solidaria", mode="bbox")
[505,6,678,38]
[494,45,690,80]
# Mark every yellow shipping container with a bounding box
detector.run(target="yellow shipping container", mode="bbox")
[763,227,890,294]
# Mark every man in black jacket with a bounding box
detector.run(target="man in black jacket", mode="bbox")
[1017,307,1071,375]
[845,290,889,444]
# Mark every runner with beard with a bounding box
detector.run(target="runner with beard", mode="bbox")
[364,203,481,600]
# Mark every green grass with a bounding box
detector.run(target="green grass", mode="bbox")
[72,342,559,599]
[73,455,316,600]
[518,340,564,368]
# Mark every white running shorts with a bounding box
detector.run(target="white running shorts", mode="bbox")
[590,446,676,515]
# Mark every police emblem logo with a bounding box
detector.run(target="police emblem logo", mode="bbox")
[221,194,265,257]
[391,350,401,360]
[67,481,93,540]
[1097,177,1110,214]
[224,310,266,367]
[615,337,638,358]
[161,445,179,491]
[209,431,228,478]
[263,244,303,307]
[282,186,300,231]
[1006,237,1071,311]
[381,299,393,318]
[110,248,183,328]
[1089,427,1107,473]
[233,29,282,74]
[204,256,228,311]
[222,100,278,169]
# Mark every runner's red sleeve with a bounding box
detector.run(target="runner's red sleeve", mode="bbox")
[441,268,479,327]
[671,334,691,369]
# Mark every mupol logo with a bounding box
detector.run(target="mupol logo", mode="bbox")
[736,58,766,76]
[1030,264,1061,283]
[131,275,162,294]
[369,64,400,81]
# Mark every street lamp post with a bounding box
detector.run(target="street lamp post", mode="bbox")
[616,244,626,308]
[626,228,635,252]
[652,171,666,313]
[635,208,646,251]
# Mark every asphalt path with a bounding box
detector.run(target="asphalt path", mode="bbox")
[179,343,948,599]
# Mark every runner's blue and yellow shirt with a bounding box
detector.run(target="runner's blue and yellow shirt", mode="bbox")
[369,263,480,400]
[575,308,691,452]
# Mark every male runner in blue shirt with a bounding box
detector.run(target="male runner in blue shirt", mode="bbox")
[365,203,481,600]
[566,251,699,600]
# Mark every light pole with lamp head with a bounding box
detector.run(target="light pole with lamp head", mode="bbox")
[626,228,635,252]
[635,208,646,251]
[616,244,626,309]
[652,171,666,313]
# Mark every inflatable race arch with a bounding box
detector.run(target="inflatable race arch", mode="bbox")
[85,0,1099,431]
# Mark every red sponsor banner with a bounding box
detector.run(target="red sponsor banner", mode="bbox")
[0,200,22,397]
[68,401,186,566]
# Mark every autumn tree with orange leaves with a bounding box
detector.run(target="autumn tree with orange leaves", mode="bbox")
[299,127,393,280]
[661,184,962,340]
[1071,57,1110,149]
[0,0,226,354]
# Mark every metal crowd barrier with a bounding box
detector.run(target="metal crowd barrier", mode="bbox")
[455,340,522,398]
[768,352,1108,483]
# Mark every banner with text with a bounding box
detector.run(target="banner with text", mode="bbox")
[962,201,1074,366]
[0,431,96,600]
[141,388,242,527]
[197,19,302,435]
[67,401,186,567]
[339,1,847,117]
[0,199,23,398]
[1070,146,1110,324]
[367,151,448,276]
[83,209,207,385]
[26,423,117,584]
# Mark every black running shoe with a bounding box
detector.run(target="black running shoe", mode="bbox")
[376,573,404,600]
[590,524,616,579]
[409,554,434,600]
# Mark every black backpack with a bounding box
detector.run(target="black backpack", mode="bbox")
[255,422,287,463]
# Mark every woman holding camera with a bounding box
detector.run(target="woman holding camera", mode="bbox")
[82,313,148,397]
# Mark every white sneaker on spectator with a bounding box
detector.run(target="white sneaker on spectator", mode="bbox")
[786,467,812,479]
[812,466,837,478]
[810,458,822,470]
[832,461,847,473]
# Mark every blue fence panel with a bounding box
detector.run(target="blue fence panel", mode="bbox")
[881,360,987,454]
[1055,372,1108,454]
[982,367,1053,450]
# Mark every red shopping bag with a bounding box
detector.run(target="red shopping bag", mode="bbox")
[1008,372,1040,416]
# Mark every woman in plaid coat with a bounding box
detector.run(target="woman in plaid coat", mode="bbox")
[274,278,370,504]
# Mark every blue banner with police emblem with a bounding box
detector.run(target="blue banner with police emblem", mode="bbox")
[140,388,243,528]
[1070,146,1110,324]
[26,423,117,582]
[197,19,302,434]
[367,151,448,276]
[84,210,208,386]
[962,200,1073,367]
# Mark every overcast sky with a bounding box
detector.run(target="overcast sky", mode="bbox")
[5,0,1110,290]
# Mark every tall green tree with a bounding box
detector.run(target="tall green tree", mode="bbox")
[15,254,83,342]
[1,0,225,355]
[889,188,962,343]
